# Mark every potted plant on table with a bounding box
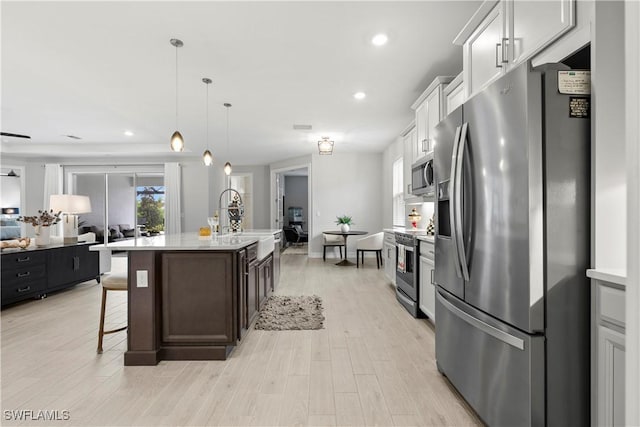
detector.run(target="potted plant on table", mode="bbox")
[335,215,354,233]
[17,209,62,246]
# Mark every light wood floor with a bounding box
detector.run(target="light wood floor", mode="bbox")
[1,253,481,426]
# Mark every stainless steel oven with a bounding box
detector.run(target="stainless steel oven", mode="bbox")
[395,232,419,317]
[411,152,435,197]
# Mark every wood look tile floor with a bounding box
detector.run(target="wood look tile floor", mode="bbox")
[1,253,481,426]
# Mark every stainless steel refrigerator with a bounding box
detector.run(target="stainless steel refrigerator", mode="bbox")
[433,62,590,426]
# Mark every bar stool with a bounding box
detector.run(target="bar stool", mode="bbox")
[97,272,128,354]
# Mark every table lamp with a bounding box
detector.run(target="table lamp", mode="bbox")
[50,195,92,243]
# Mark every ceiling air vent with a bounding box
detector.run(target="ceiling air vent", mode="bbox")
[0,132,31,139]
[65,135,82,140]
[293,124,312,131]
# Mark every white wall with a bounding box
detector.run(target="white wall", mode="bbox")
[232,165,270,229]
[310,152,383,257]
[181,159,212,232]
[284,175,308,230]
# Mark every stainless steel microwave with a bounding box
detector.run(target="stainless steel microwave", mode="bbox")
[411,153,435,197]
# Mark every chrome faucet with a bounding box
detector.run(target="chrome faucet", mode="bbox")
[218,188,244,232]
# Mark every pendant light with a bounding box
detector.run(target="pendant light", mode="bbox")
[223,103,232,175]
[170,38,185,152]
[202,78,213,166]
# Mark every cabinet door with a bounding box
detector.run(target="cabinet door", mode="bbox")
[258,260,267,308]
[47,246,77,289]
[415,102,428,157]
[419,256,435,321]
[509,0,574,67]
[383,242,396,284]
[426,90,441,153]
[403,132,414,199]
[464,3,506,97]
[247,262,258,324]
[597,326,625,427]
[75,244,99,282]
[446,83,465,116]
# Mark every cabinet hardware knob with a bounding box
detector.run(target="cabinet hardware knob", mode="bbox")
[17,286,31,293]
[17,271,31,278]
[17,256,30,262]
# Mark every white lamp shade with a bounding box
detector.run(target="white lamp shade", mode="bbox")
[49,194,92,214]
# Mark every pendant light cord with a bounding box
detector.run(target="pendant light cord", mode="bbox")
[175,45,179,128]
[226,105,230,157]
[206,83,209,149]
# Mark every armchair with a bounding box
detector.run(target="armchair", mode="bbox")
[283,225,308,246]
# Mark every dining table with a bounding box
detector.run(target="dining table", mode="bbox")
[323,230,367,266]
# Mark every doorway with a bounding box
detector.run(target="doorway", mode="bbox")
[271,164,311,255]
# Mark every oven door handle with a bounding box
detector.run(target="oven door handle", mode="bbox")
[396,288,415,306]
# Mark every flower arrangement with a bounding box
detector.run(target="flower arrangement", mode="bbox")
[17,209,62,227]
[335,215,354,225]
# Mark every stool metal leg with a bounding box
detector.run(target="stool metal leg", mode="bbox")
[97,287,107,354]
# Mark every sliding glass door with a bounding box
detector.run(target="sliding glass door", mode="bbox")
[67,167,164,244]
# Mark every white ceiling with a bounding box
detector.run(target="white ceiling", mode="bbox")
[1,1,480,165]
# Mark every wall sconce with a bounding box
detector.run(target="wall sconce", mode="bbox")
[1,207,19,215]
[318,137,334,155]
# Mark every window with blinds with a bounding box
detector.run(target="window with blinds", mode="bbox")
[392,158,405,227]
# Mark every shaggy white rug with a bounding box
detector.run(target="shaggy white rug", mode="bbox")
[254,295,324,330]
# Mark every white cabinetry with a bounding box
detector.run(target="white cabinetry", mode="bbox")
[402,125,417,199]
[455,0,575,98]
[412,76,454,161]
[418,239,435,322]
[590,272,626,427]
[444,72,465,116]
[383,232,396,286]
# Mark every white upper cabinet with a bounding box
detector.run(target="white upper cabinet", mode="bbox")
[455,0,575,98]
[460,2,506,98]
[411,76,454,159]
[509,0,575,66]
[402,125,416,199]
[444,72,465,116]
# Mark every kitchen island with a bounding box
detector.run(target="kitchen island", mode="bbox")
[92,232,278,365]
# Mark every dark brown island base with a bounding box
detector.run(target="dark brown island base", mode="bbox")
[92,232,278,366]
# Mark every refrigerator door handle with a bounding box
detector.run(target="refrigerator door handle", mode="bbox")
[449,125,463,279]
[454,122,470,281]
[437,291,524,350]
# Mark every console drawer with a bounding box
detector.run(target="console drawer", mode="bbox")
[2,264,47,287]
[1,251,47,269]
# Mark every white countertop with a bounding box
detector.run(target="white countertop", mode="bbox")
[586,268,627,287]
[90,232,265,251]
[384,227,434,239]
[417,235,435,243]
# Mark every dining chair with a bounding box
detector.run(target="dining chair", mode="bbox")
[356,232,384,268]
[322,233,345,261]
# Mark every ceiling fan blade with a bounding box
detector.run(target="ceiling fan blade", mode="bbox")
[1,132,31,139]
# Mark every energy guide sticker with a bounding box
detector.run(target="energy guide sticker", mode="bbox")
[558,70,591,95]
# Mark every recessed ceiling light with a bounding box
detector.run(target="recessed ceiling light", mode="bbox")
[372,33,388,46]
[124,131,134,136]
[354,92,366,100]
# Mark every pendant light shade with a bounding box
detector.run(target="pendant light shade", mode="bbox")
[203,150,214,166]
[170,38,184,152]
[223,103,232,175]
[202,77,214,166]
[171,131,184,152]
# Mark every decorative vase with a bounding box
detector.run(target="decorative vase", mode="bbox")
[35,225,51,246]
[340,223,350,233]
